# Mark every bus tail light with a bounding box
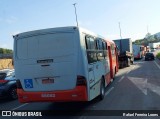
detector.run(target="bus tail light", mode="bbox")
[76,76,86,86]
[16,79,22,89]
[138,53,140,58]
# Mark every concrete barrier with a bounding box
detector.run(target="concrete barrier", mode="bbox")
[0,54,13,59]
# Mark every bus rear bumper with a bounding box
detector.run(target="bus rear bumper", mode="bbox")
[17,86,88,103]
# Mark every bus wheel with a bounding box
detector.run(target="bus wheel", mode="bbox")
[115,67,117,74]
[131,60,134,65]
[9,87,18,100]
[99,78,105,100]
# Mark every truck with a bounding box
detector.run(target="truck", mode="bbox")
[149,42,160,51]
[113,38,134,68]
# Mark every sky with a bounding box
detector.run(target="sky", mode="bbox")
[1,0,160,49]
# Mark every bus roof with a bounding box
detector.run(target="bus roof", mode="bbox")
[13,26,79,39]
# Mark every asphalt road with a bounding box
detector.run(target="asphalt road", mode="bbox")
[1,58,160,119]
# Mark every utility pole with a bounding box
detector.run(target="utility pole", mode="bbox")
[147,25,149,34]
[119,22,122,39]
[73,3,78,27]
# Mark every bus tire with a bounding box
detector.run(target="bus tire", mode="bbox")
[9,87,18,100]
[99,78,105,100]
[113,70,115,80]
[112,67,116,80]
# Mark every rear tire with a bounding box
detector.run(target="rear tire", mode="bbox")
[131,60,134,65]
[99,78,105,100]
[115,67,117,74]
[127,58,131,67]
[113,68,116,80]
[9,87,18,100]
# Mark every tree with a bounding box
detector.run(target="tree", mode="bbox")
[133,32,160,46]
[133,39,143,45]
[0,48,13,54]
[0,48,3,54]
[154,35,160,42]
[145,33,152,39]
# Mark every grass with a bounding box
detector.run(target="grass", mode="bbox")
[0,59,13,70]
[156,52,160,59]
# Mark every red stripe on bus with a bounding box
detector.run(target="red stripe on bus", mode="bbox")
[17,86,88,103]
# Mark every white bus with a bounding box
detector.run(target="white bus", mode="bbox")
[14,26,117,103]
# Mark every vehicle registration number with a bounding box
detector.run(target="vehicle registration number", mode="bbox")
[41,94,55,98]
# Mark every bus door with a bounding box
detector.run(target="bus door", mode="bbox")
[94,39,106,83]
[115,46,119,71]
[85,36,96,87]
[108,45,113,79]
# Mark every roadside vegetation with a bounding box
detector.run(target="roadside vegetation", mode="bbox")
[0,48,13,54]
[0,48,13,69]
[156,52,160,59]
[133,33,160,46]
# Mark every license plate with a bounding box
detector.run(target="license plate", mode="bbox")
[41,94,55,98]
[42,78,54,84]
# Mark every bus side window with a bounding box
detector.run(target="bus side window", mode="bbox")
[111,44,115,55]
[85,36,97,64]
[96,39,104,60]
[85,36,90,49]
[103,41,107,58]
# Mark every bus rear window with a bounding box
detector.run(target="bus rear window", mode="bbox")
[16,33,75,59]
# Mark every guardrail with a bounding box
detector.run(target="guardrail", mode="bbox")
[0,54,13,59]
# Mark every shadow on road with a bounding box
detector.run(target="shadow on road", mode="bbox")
[0,98,17,104]
[47,96,101,110]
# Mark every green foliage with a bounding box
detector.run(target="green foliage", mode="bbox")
[0,48,13,54]
[145,33,152,38]
[133,34,160,46]
[156,52,160,59]
[133,39,142,45]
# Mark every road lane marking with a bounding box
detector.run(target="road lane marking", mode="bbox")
[147,83,160,96]
[127,70,131,74]
[118,76,124,82]
[128,76,148,95]
[105,87,114,96]
[11,103,29,110]
[154,61,160,70]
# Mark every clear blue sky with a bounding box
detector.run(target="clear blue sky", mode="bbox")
[1,0,160,49]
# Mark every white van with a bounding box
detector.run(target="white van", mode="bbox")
[133,44,143,59]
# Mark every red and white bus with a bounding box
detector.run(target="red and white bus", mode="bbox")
[13,26,118,103]
[106,40,119,80]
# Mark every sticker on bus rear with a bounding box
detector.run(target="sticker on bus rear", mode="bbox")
[24,79,33,88]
